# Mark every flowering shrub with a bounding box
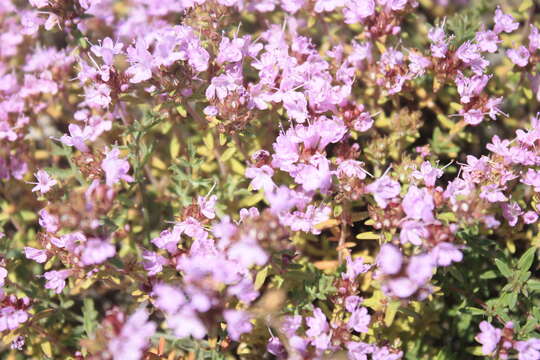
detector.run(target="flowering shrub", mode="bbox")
[0,0,539,358]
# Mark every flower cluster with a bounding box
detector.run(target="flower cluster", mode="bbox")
[0,0,539,359]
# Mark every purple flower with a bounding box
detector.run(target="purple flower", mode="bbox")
[386,276,418,298]
[479,184,508,203]
[59,124,93,152]
[343,256,371,280]
[431,242,463,266]
[345,295,362,312]
[455,41,488,74]
[84,83,112,108]
[142,250,167,276]
[245,165,275,192]
[494,6,519,34]
[475,29,500,53]
[153,283,185,314]
[366,175,401,208]
[224,310,253,341]
[348,307,371,333]
[91,37,123,66]
[529,25,540,53]
[347,341,375,360]
[314,0,345,13]
[30,169,56,194]
[475,321,502,355]
[411,161,443,187]
[198,195,217,219]
[101,148,133,187]
[267,336,286,358]
[402,186,435,222]
[43,269,71,294]
[515,338,540,360]
[406,253,434,286]
[507,46,530,67]
[126,38,154,83]
[523,211,539,224]
[0,306,29,331]
[292,154,332,193]
[168,306,206,339]
[108,308,156,360]
[24,247,48,263]
[377,243,403,275]
[502,201,523,227]
[0,267,7,287]
[343,0,375,24]
[306,307,329,338]
[81,238,116,265]
[455,72,490,104]
[38,209,59,233]
[400,220,428,246]
[151,229,179,254]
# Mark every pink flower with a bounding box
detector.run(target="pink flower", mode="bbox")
[44,269,71,294]
[90,37,123,66]
[343,0,375,24]
[167,306,206,339]
[0,306,29,331]
[366,175,401,208]
[475,321,502,355]
[411,161,443,187]
[507,46,530,67]
[126,38,154,83]
[515,338,540,360]
[84,83,112,108]
[38,209,59,233]
[455,72,490,104]
[101,148,133,187]
[81,238,116,265]
[30,169,56,194]
[431,242,463,266]
[502,202,523,227]
[24,247,48,263]
[523,211,539,224]
[198,195,217,219]
[348,307,370,333]
[245,165,275,192]
[108,308,156,360]
[0,267,7,287]
[314,0,345,13]
[377,243,403,275]
[475,29,500,53]
[59,124,93,152]
[342,256,371,280]
[223,310,253,341]
[493,6,519,34]
[152,283,185,314]
[142,250,167,276]
[529,25,540,53]
[402,186,435,222]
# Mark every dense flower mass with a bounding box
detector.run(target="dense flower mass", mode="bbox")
[0,0,539,359]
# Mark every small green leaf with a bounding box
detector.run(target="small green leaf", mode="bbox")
[517,247,536,271]
[356,231,380,240]
[254,266,270,290]
[384,300,400,327]
[495,259,512,278]
[82,298,98,337]
[466,307,485,316]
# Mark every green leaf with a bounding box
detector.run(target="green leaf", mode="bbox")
[82,298,98,337]
[384,300,400,327]
[495,259,512,278]
[517,247,536,271]
[254,266,270,290]
[466,307,485,316]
